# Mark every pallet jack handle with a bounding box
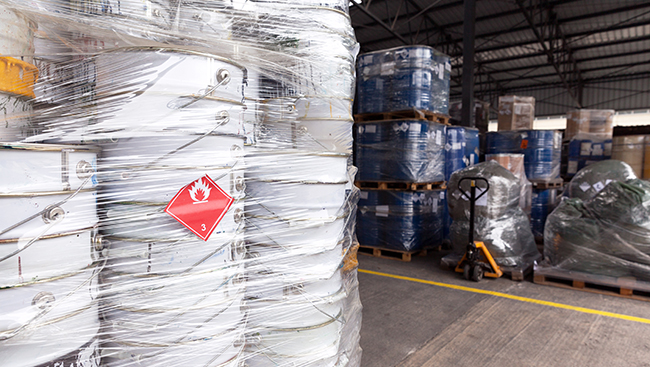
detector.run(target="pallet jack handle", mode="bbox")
[457,177,489,247]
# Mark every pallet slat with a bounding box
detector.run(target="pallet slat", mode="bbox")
[533,270,650,302]
[358,245,437,262]
[355,181,446,191]
[530,178,564,189]
[354,109,450,124]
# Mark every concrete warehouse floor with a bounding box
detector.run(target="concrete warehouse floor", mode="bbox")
[357,250,650,367]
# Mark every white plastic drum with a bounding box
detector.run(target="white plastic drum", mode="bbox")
[247,151,348,182]
[0,143,99,193]
[295,97,352,121]
[99,133,244,203]
[246,265,343,301]
[0,266,101,367]
[90,48,248,137]
[246,214,347,252]
[105,233,245,274]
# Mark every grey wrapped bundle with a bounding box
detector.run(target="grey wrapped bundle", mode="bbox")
[448,161,521,220]
[565,159,636,201]
[447,161,540,268]
[545,180,650,281]
[450,208,539,267]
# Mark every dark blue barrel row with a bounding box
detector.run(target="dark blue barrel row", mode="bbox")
[355,119,446,182]
[444,126,480,180]
[486,130,562,180]
[563,139,613,177]
[356,189,446,251]
[356,45,451,115]
[531,188,558,238]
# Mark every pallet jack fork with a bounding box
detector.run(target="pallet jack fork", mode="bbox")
[454,177,503,282]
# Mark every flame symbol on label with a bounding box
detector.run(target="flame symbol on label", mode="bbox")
[189,178,211,204]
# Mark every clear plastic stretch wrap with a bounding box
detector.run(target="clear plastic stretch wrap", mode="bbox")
[485,130,561,180]
[563,133,613,177]
[611,135,645,178]
[355,45,451,115]
[0,1,362,367]
[446,161,540,268]
[543,178,650,282]
[564,160,636,201]
[356,189,445,252]
[354,119,446,182]
[484,153,532,215]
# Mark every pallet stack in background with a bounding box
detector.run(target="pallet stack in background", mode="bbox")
[562,109,614,179]
[485,95,563,243]
[353,45,481,260]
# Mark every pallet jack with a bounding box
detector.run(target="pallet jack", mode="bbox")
[454,177,503,282]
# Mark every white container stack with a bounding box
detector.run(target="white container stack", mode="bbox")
[242,2,361,366]
[0,1,362,366]
[0,6,103,366]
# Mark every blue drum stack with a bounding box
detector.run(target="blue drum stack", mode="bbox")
[486,130,562,181]
[356,45,450,115]
[354,45,453,254]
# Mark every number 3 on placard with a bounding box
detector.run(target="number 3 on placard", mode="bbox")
[201,224,206,231]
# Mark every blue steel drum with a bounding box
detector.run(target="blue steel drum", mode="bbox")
[465,127,480,167]
[356,190,445,251]
[485,131,525,154]
[445,126,466,181]
[387,120,446,182]
[524,130,561,180]
[356,45,450,114]
[531,189,557,238]
[354,122,389,181]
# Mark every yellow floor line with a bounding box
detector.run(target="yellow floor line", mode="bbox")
[359,268,650,325]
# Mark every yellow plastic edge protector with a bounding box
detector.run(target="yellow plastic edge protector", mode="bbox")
[0,56,39,98]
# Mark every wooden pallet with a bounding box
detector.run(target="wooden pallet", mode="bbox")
[500,264,534,281]
[534,270,650,302]
[354,109,450,125]
[358,245,437,262]
[530,178,564,189]
[355,181,446,191]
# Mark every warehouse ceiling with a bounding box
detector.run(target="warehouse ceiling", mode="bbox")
[350,0,650,112]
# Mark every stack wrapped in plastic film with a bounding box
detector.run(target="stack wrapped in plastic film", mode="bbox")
[484,153,532,216]
[563,109,614,178]
[354,119,446,182]
[0,1,362,367]
[443,161,540,268]
[485,130,561,180]
[356,189,445,252]
[355,45,451,115]
[542,160,650,284]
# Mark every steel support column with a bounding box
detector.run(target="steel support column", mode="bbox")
[461,0,476,127]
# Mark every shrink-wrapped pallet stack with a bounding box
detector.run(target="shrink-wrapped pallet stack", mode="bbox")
[353,45,454,255]
[0,1,362,367]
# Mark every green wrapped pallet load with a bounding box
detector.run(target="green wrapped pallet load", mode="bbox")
[545,160,650,281]
[445,161,541,268]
